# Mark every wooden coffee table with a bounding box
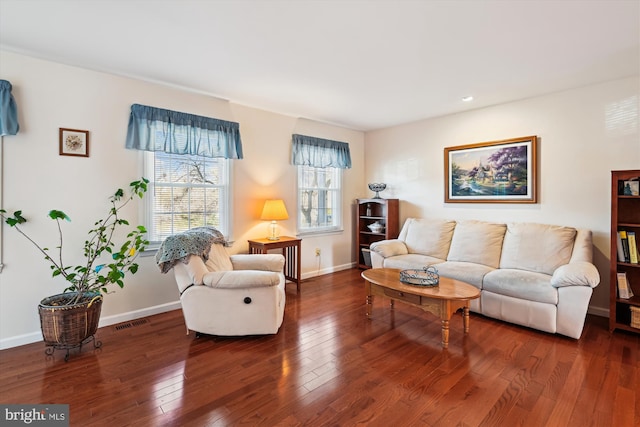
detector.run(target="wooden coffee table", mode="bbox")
[361,268,480,349]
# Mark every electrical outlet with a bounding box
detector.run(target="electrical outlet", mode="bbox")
[315,248,321,256]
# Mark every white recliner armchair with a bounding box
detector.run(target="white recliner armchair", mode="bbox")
[156,227,286,337]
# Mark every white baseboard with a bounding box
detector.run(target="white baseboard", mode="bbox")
[0,301,181,350]
[301,262,356,280]
[97,301,181,328]
[587,305,608,318]
[0,331,43,351]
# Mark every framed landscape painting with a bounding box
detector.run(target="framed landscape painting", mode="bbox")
[444,136,537,203]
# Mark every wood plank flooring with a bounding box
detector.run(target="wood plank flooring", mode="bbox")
[0,268,638,426]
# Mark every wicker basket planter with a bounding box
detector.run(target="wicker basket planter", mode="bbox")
[38,292,103,360]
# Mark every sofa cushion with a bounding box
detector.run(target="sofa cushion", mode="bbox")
[570,229,594,263]
[400,218,456,259]
[446,220,506,268]
[500,223,576,275]
[483,269,558,305]
[382,254,445,270]
[430,261,494,289]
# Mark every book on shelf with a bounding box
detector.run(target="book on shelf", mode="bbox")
[628,231,639,264]
[617,232,626,262]
[617,272,634,299]
[619,231,631,263]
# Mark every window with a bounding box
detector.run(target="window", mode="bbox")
[125,104,242,245]
[291,134,351,235]
[297,166,342,234]
[144,151,231,244]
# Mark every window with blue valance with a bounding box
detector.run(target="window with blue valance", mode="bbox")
[0,80,20,136]
[291,134,352,169]
[125,104,243,159]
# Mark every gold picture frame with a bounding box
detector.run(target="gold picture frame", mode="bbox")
[444,135,537,203]
[59,128,89,157]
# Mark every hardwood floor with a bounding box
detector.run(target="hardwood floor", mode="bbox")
[1,268,638,426]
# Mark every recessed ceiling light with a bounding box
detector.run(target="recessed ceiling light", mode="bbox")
[462,96,474,102]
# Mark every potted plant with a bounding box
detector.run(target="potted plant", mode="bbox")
[0,178,149,360]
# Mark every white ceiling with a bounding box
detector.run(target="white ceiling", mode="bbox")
[1,0,638,131]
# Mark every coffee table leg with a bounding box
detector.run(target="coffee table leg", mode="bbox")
[365,280,373,317]
[441,319,449,349]
[463,306,470,333]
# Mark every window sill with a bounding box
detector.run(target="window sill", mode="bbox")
[141,245,160,257]
[296,228,344,238]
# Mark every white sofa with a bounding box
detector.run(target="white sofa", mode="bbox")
[369,218,601,339]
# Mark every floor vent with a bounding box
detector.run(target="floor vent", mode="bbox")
[114,318,149,331]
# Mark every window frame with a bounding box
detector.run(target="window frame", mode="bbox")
[296,165,343,236]
[143,151,233,246]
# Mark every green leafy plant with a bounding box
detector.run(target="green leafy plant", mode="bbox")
[0,178,149,306]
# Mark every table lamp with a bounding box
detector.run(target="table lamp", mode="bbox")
[260,199,289,240]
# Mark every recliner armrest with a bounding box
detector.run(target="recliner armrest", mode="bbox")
[551,261,600,288]
[202,270,282,289]
[230,254,285,272]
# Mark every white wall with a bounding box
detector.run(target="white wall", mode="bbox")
[365,76,640,316]
[0,51,364,349]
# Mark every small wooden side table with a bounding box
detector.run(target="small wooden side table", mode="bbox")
[248,236,301,292]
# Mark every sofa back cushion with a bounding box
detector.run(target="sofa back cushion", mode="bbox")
[399,218,456,259]
[446,220,506,268]
[500,222,576,275]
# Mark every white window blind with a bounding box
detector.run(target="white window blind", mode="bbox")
[144,151,231,243]
[297,165,341,234]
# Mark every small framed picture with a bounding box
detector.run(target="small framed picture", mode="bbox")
[623,179,639,196]
[59,128,89,157]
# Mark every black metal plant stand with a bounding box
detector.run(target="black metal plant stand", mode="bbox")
[44,335,102,362]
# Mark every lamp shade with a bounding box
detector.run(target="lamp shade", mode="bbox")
[260,199,289,221]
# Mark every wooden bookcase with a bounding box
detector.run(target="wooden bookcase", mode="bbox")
[356,198,399,269]
[610,169,640,333]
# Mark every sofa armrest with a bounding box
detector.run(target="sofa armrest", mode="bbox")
[229,254,285,272]
[202,270,282,289]
[370,239,409,258]
[551,262,600,288]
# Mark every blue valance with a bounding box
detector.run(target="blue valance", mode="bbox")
[291,134,352,169]
[0,80,20,136]
[125,104,243,159]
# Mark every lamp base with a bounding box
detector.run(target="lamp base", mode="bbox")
[267,220,280,240]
